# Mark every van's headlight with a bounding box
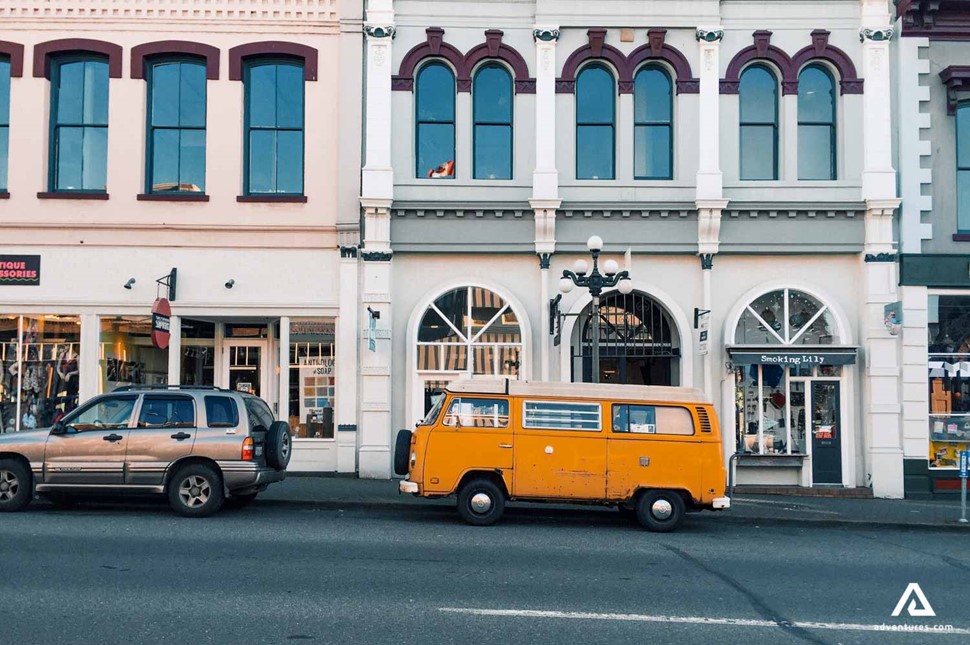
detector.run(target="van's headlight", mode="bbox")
[410,451,416,468]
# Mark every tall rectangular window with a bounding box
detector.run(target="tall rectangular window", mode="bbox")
[50,58,109,192]
[576,65,615,180]
[473,65,512,180]
[147,60,206,194]
[739,65,778,181]
[958,104,970,231]
[244,60,304,195]
[0,57,10,191]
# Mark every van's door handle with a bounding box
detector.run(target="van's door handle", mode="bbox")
[103,434,124,442]
[498,443,512,449]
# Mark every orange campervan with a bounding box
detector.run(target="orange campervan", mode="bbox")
[395,379,730,532]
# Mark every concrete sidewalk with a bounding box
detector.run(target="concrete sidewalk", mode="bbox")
[261,475,970,531]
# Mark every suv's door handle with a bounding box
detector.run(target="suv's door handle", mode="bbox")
[498,443,512,449]
[103,434,124,442]
[171,432,192,441]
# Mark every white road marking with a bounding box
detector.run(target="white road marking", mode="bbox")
[438,608,970,635]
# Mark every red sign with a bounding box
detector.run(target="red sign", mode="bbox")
[151,298,172,349]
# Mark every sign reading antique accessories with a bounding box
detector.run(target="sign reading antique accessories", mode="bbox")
[151,297,172,350]
[0,255,41,286]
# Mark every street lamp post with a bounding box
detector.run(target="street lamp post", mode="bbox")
[558,236,634,384]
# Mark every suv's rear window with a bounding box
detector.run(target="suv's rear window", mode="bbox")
[205,396,239,428]
[244,397,275,431]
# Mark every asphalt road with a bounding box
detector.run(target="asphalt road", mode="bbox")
[1,499,968,645]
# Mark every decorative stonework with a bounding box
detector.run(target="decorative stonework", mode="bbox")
[897,1,970,40]
[940,66,970,114]
[538,253,552,270]
[696,29,724,43]
[860,27,895,43]
[700,254,715,270]
[0,0,338,22]
[361,251,393,262]
[339,246,359,259]
[533,29,560,43]
[364,25,396,39]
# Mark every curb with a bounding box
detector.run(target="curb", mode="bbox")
[257,497,970,531]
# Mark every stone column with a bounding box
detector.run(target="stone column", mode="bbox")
[532,27,561,383]
[277,316,290,421]
[336,246,360,473]
[78,314,100,401]
[167,315,181,385]
[860,0,903,497]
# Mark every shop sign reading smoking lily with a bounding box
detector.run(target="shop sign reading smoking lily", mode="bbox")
[0,255,40,286]
[728,348,857,366]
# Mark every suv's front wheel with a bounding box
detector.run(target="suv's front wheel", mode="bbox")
[0,458,31,513]
[168,463,225,518]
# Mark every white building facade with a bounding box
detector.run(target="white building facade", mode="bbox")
[0,0,364,473]
[359,0,907,496]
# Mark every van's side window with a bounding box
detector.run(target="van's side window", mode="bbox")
[523,401,601,431]
[612,404,695,435]
[443,398,510,428]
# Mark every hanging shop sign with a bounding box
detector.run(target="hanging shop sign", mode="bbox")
[727,346,858,366]
[0,255,41,286]
[151,297,172,349]
[694,308,711,356]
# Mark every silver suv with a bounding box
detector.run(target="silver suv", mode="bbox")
[0,385,290,517]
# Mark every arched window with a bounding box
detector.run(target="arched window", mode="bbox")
[739,65,778,181]
[798,65,836,180]
[416,62,455,179]
[49,56,109,192]
[735,288,837,346]
[243,59,304,195]
[633,66,673,180]
[576,64,615,180]
[416,286,523,376]
[958,103,970,231]
[0,56,10,192]
[146,59,207,194]
[573,291,680,385]
[473,64,512,180]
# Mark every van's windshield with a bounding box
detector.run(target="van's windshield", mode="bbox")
[418,393,447,426]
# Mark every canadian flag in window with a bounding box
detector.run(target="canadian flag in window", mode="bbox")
[428,160,455,178]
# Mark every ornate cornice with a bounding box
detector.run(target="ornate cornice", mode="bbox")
[860,27,895,43]
[364,25,396,39]
[940,65,970,114]
[339,246,359,259]
[864,252,898,263]
[361,251,393,262]
[533,28,560,42]
[696,29,724,43]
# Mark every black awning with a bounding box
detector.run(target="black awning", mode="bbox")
[727,345,858,366]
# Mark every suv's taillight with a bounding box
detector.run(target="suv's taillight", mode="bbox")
[242,436,254,461]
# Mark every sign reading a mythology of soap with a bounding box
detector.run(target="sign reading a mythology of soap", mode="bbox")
[0,256,40,286]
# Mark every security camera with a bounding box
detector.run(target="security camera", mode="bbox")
[225,279,235,289]
[123,278,136,290]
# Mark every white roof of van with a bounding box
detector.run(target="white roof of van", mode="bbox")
[444,379,711,404]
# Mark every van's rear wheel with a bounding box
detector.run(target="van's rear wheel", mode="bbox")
[457,478,505,526]
[636,490,685,533]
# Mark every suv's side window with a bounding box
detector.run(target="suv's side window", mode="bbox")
[65,396,138,431]
[205,396,239,428]
[244,398,275,432]
[137,396,195,429]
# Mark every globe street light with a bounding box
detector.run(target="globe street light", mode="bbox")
[559,236,633,383]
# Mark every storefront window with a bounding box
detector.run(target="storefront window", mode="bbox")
[736,288,835,345]
[180,319,215,386]
[99,316,168,391]
[927,295,970,469]
[0,315,81,433]
[288,320,335,440]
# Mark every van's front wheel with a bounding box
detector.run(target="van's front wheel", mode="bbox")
[457,478,505,526]
[636,490,685,532]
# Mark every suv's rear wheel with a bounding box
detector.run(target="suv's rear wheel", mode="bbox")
[168,463,225,518]
[0,459,31,513]
[635,490,685,533]
[265,421,292,470]
[457,478,505,526]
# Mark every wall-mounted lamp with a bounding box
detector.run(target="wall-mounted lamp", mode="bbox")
[225,279,235,289]
[123,278,136,290]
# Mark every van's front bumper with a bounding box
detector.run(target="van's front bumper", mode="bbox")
[711,496,731,510]
[399,479,419,494]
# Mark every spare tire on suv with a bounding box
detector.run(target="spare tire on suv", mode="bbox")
[266,421,292,470]
[394,429,412,476]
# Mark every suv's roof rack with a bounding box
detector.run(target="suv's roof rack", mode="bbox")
[112,384,230,393]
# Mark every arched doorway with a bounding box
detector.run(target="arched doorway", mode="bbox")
[571,290,680,385]
[413,286,524,420]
